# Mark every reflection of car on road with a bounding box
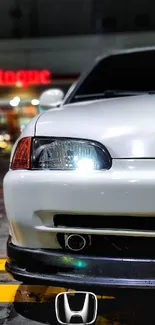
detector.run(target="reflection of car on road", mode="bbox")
[4,47,155,289]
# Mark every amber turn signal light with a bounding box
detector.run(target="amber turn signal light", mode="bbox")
[11,137,32,170]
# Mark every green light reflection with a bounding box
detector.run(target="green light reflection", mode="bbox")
[62,256,87,268]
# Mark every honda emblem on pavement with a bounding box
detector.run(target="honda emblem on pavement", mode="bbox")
[55,291,98,324]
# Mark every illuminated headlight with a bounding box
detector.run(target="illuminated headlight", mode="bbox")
[31,138,112,170]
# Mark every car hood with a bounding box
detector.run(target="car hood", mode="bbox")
[35,94,155,158]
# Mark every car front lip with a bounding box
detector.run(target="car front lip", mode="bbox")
[6,236,155,290]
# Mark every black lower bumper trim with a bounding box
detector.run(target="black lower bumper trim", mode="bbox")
[6,236,155,289]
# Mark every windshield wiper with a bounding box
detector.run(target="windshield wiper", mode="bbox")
[75,90,148,100]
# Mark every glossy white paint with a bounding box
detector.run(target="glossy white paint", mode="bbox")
[3,159,155,248]
[35,94,155,158]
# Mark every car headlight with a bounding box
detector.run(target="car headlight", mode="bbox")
[31,138,112,171]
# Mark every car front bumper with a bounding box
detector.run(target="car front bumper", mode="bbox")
[6,236,155,290]
[3,159,155,249]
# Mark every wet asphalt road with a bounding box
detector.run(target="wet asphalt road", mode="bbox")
[1,188,155,324]
[0,288,155,325]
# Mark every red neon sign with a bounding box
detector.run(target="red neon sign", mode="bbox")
[0,69,51,87]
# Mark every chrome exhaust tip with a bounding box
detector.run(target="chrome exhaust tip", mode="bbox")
[65,234,90,252]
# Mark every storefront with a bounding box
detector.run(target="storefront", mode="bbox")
[0,69,78,156]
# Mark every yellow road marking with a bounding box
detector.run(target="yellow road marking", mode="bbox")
[0,285,115,325]
[0,284,115,303]
[0,285,20,303]
[0,285,65,303]
[0,259,6,272]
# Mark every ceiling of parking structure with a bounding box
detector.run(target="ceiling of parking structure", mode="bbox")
[1,0,155,38]
[94,0,155,33]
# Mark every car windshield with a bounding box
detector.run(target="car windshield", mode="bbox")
[68,50,155,103]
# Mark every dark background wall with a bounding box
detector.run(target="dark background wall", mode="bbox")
[0,0,155,39]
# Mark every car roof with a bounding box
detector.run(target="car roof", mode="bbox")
[95,45,155,63]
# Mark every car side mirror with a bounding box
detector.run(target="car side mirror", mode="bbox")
[39,88,65,110]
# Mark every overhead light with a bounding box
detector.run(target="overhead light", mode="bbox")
[4,134,10,141]
[10,96,20,107]
[15,81,23,88]
[0,141,7,149]
[31,99,39,106]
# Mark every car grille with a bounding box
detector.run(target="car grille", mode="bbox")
[54,213,155,230]
[54,214,155,259]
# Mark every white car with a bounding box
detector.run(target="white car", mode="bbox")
[4,47,155,289]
